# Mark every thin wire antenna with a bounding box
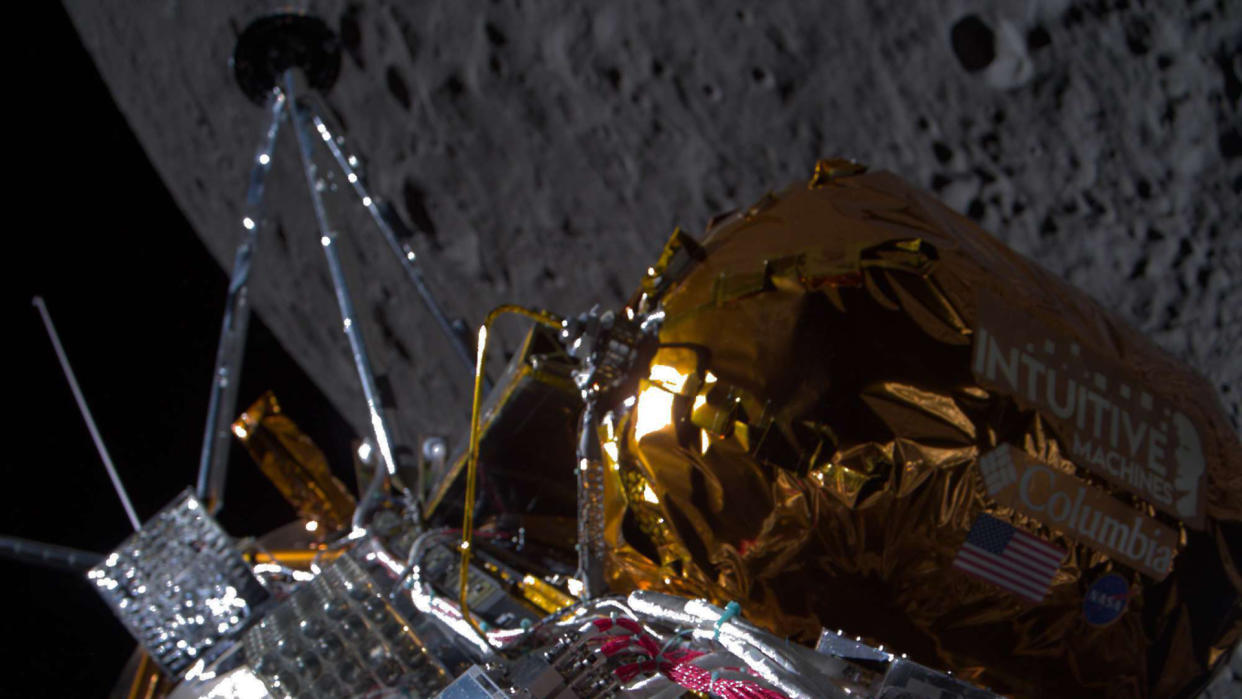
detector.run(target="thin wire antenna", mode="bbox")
[32,296,141,531]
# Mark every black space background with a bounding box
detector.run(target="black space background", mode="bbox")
[8,5,356,696]
[12,4,1237,699]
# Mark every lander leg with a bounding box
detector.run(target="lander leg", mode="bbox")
[284,70,414,526]
[193,14,481,525]
[194,90,285,515]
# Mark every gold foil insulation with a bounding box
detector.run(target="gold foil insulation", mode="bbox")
[601,162,1242,697]
[232,391,356,533]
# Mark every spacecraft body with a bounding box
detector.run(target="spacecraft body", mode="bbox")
[588,161,1241,696]
[93,162,1240,698]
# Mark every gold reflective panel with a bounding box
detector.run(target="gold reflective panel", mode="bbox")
[124,653,171,699]
[601,161,1242,697]
[245,548,338,570]
[232,391,356,534]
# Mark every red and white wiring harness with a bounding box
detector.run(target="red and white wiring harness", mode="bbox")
[584,616,789,698]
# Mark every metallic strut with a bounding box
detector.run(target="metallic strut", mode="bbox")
[0,535,102,573]
[283,71,413,527]
[575,402,608,599]
[305,99,478,380]
[32,297,141,531]
[194,89,287,513]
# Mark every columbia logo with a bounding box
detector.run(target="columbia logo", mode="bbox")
[979,447,1018,496]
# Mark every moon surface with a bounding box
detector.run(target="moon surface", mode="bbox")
[62,0,1239,455]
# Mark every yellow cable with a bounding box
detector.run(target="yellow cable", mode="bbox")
[459,304,564,642]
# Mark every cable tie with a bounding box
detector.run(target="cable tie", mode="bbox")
[713,600,741,641]
[655,628,694,669]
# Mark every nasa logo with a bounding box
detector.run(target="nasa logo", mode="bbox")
[1083,573,1130,627]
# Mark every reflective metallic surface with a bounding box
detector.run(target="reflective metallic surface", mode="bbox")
[599,162,1242,697]
[241,553,449,697]
[58,34,1239,690]
[308,100,477,380]
[560,307,649,600]
[197,60,480,524]
[195,89,286,514]
[88,154,1233,697]
[88,491,268,676]
[459,305,565,640]
[628,590,852,699]
[231,392,357,535]
[284,71,412,524]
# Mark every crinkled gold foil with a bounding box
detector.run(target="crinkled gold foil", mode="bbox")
[233,391,356,533]
[603,162,1241,697]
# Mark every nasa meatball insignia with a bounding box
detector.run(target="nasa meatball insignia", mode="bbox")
[1083,573,1131,627]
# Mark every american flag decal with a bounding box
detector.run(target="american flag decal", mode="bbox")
[953,514,1064,603]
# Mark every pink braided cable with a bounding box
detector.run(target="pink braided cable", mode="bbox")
[586,617,788,698]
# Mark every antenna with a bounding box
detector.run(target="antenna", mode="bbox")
[0,535,101,573]
[32,297,141,531]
